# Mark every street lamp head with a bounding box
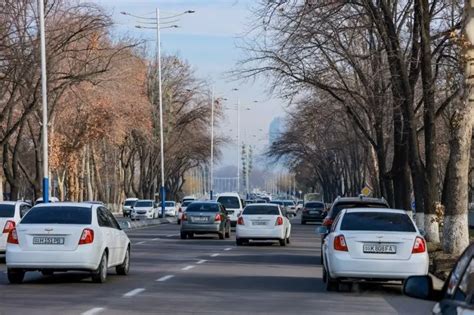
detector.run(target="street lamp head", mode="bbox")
[186,10,196,14]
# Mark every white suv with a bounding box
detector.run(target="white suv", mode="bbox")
[217,193,244,227]
[131,200,158,220]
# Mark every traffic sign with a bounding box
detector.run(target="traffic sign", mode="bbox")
[361,186,371,196]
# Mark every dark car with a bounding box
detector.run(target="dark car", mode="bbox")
[180,201,231,240]
[403,243,473,314]
[301,201,325,224]
[322,196,390,229]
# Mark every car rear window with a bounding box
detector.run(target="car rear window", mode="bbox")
[330,202,388,219]
[0,204,15,217]
[217,196,240,209]
[186,203,219,212]
[21,206,92,224]
[124,200,136,206]
[135,201,153,207]
[305,202,324,209]
[243,205,279,215]
[340,212,416,232]
[165,202,175,207]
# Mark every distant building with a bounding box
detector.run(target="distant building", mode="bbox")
[269,117,285,145]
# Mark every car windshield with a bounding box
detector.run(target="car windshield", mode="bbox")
[217,196,240,209]
[283,201,294,206]
[0,204,15,217]
[124,200,136,206]
[135,201,153,207]
[331,202,388,219]
[305,202,324,209]
[340,212,416,232]
[182,201,193,207]
[186,203,219,212]
[243,205,279,215]
[21,206,92,224]
[165,202,175,207]
[270,201,283,205]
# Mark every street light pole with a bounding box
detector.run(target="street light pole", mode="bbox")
[156,7,166,218]
[237,98,240,194]
[39,0,49,203]
[210,88,215,200]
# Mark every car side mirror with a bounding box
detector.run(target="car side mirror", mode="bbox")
[403,276,437,301]
[317,226,328,235]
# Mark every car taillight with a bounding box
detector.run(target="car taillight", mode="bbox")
[275,216,283,226]
[7,228,18,244]
[3,220,15,234]
[215,213,221,222]
[322,218,333,227]
[412,236,426,253]
[78,228,94,245]
[334,235,348,251]
[237,216,244,225]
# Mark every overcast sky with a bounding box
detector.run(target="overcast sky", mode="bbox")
[87,0,287,169]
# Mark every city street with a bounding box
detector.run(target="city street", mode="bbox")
[0,216,434,315]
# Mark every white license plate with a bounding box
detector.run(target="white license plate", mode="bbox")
[192,217,208,222]
[363,243,396,254]
[309,210,320,214]
[33,237,65,245]
[252,221,267,226]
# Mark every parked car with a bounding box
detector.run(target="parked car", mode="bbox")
[216,193,245,227]
[236,203,291,246]
[131,200,158,220]
[122,198,138,218]
[0,201,32,254]
[282,200,297,216]
[319,208,428,292]
[301,201,326,224]
[180,201,231,240]
[6,202,131,284]
[296,200,304,211]
[403,242,473,314]
[178,200,194,225]
[161,201,178,217]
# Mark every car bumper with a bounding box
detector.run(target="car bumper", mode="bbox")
[164,210,176,216]
[132,213,154,219]
[181,223,221,233]
[236,226,285,240]
[327,252,429,280]
[301,214,324,222]
[6,244,101,270]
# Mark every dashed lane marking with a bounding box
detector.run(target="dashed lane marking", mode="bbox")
[123,288,145,298]
[135,241,146,245]
[181,265,195,271]
[156,275,174,282]
[224,247,232,251]
[81,307,105,315]
[196,260,207,264]
[210,253,220,257]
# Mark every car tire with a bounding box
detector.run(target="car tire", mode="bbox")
[236,238,244,246]
[286,237,290,244]
[180,232,187,239]
[116,247,130,276]
[188,232,194,239]
[324,266,338,292]
[279,238,286,247]
[7,269,25,284]
[225,226,231,238]
[218,231,225,240]
[92,252,108,283]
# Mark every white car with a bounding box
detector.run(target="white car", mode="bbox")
[0,201,32,254]
[131,200,158,220]
[236,203,291,246]
[6,202,130,284]
[217,193,244,227]
[163,201,178,217]
[320,208,429,291]
[178,200,194,224]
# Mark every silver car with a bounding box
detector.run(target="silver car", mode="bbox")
[180,201,231,240]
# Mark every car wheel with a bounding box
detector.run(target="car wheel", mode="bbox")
[218,230,225,240]
[279,238,286,247]
[225,226,231,238]
[236,238,244,246]
[92,252,108,283]
[188,232,194,239]
[7,269,25,284]
[180,232,187,239]
[286,237,290,244]
[116,247,130,276]
[324,267,338,292]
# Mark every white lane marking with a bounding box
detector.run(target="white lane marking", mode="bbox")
[181,265,195,271]
[135,241,146,245]
[211,253,220,257]
[224,247,232,251]
[123,288,145,298]
[81,307,105,315]
[156,275,174,282]
[152,238,160,241]
[196,260,207,264]
[166,234,175,237]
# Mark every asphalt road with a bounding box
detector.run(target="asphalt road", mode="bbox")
[0,216,435,315]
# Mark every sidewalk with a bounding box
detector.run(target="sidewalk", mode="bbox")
[117,217,176,230]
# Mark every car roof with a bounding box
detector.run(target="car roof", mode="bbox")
[333,196,387,204]
[345,208,408,214]
[125,197,138,201]
[217,193,240,197]
[34,202,94,208]
[246,203,278,207]
[0,201,19,205]
[137,199,154,202]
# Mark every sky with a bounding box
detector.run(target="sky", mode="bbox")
[88,0,287,169]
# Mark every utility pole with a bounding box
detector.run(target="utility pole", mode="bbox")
[210,88,214,200]
[39,0,49,203]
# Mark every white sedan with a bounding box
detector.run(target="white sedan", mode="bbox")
[320,208,429,291]
[0,201,32,254]
[6,202,131,284]
[236,203,291,246]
